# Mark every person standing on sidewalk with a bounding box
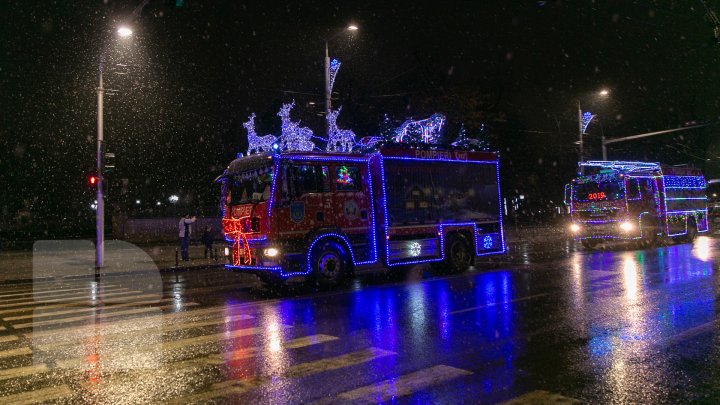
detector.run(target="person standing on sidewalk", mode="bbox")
[178,214,196,261]
[202,225,214,259]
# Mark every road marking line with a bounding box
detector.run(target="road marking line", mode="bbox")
[0,335,19,343]
[0,290,144,310]
[657,319,718,349]
[54,324,282,369]
[13,302,199,329]
[0,363,49,381]
[0,384,72,405]
[0,287,129,303]
[0,347,32,358]
[0,285,119,298]
[5,297,179,321]
[166,343,383,404]
[0,293,169,316]
[497,390,580,405]
[179,334,341,367]
[449,293,549,315]
[24,304,252,339]
[325,364,472,404]
[36,314,255,351]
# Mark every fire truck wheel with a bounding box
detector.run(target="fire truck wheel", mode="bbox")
[440,234,472,274]
[684,218,697,243]
[309,240,350,288]
[639,218,659,248]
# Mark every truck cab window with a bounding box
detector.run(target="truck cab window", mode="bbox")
[626,178,640,200]
[335,166,361,191]
[288,165,329,197]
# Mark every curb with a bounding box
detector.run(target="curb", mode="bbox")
[0,263,225,286]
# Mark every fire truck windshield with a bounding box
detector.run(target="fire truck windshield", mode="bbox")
[573,181,624,202]
[228,167,273,205]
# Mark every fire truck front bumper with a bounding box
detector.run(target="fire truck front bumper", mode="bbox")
[224,242,307,277]
[569,220,641,240]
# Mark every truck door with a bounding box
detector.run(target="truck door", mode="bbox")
[328,164,373,262]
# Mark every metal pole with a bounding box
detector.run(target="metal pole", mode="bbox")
[577,101,583,163]
[601,135,607,160]
[96,63,105,269]
[324,40,331,136]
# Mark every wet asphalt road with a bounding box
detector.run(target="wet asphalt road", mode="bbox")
[0,235,718,404]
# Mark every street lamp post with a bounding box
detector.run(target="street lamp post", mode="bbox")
[577,88,610,163]
[324,24,358,134]
[96,26,132,269]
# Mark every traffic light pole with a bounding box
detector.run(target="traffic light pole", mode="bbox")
[96,59,105,269]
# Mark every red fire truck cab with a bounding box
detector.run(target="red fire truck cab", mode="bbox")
[219,146,505,287]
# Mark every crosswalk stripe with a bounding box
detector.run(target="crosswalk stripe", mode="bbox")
[0,326,6,331]
[449,293,549,315]
[5,297,179,321]
[178,334,340,367]
[0,290,144,310]
[36,314,255,351]
[0,347,32,358]
[24,304,253,339]
[0,287,128,303]
[0,384,72,404]
[0,364,49,381]
[54,324,281,369]
[323,364,473,404]
[0,293,165,316]
[497,390,580,405]
[166,341,382,405]
[0,285,119,298]
[0,335,19,343]
[13,302,199,329]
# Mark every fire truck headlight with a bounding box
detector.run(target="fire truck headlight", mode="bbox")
[570,223,581,233]
[619,221,634,232]
[224,247,230,257]
[263,247,280,257]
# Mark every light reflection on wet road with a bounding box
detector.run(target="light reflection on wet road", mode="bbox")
[0,236,718,404]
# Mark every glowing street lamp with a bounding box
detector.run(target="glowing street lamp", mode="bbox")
[95,26,133,269]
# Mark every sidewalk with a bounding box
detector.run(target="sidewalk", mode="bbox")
[0,241,224,284]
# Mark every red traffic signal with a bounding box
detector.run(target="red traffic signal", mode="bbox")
[88,174,99,186]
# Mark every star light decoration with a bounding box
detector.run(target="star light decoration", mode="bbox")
[581,111,596,134]
[328,59,341,95]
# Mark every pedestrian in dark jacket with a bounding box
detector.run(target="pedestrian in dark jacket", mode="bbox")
[202,225,214,259]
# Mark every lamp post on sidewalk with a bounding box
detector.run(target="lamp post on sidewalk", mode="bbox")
[96,26,133,269]
[324,24,358,133]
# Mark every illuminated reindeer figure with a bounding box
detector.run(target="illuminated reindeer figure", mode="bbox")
[393,113,446,144]
[326,106,356,152]
[244,113,277,155]
[277,100,315,151]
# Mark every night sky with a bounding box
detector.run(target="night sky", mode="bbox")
[2,1,720,232]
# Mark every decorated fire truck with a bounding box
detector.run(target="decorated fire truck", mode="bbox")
[218,146,505,287]
[566,160,709,249]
